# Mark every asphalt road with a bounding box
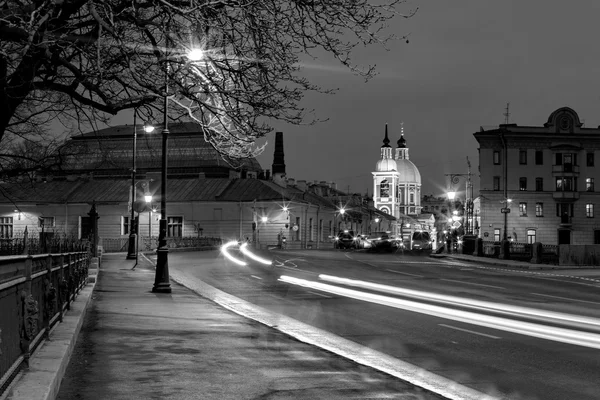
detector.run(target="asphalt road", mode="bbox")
[163,248,600,400]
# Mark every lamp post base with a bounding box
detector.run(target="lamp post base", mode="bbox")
[126,233,137,259]
[152,247,171,293]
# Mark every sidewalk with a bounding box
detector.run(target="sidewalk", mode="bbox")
[6,253,460,400]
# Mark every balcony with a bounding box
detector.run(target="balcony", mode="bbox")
[552,164,580,176]
[553,191,579,201]
[559,214,572,228]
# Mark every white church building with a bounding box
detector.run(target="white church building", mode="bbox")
[372,124,435,242]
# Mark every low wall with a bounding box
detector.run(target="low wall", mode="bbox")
[559,245,600,267]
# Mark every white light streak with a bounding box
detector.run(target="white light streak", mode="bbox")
[318,274,600,332]
[278,275,600,349]
[220,241,247,266]
[240,243,273,265]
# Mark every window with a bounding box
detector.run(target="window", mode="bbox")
[586,204,594,218]
[380,179,389,197]
[493,176,500,191]
[38,216,55,228]
[535,203,543,217]
[167,216,183,237]
[122,216,130,235]
[296,217,301,240]
[555,153,562,165]
[587,178,594,192]
[409,193,415,204]
[564,153,573,171]
[494,228,500,242]
[309,218,313,241]
[319,219,323,241]
[556,177,575,192]
[519,177,527,191]
[527,229,536,244]
[587,152,595,167]
[535,178,543,192]
[493,150,501,165]
[535,150,543,165]
[595,230,600,245]
[556,203,573,217]
[0,217,14,238]
[556,177,562,191]
[519,150,527,165]
[519,202,527,216]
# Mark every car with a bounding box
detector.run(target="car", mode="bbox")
[334,230,358,249]
[366,231,394,252]
[411,231,432,251]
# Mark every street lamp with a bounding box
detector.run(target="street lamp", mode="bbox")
[445,172,473,234]
[153,48,204,293]
[126,117,155,260]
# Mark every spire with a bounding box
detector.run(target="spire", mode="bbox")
[397,122,406,148]
[382,123,391,148]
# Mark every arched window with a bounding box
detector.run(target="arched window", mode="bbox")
[380,179,389,197]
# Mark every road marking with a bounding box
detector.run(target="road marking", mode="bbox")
[250,275,263,280]
[308,290,333,298]
[439,324,501,339]
[385,269,424,278]
[441,278,505,289]
[460,268,474,271]
[531,292,600,305]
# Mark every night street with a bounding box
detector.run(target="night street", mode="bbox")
[159,249,600,400]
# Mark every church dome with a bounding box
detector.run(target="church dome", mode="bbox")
[375,158,397,172]
[396,159,421,183]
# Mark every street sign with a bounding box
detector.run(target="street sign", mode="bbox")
[501,208,511,213]
[452,221,462,229]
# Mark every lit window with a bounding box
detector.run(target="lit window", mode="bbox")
[586,204,594,218]
[519,202,527,217]
[535,203,543,217]
[527,229,536,244]
[494,229,500,242]
[587,178,594,192]
[38,216,55,228]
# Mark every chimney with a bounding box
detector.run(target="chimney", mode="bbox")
[329,181,336,189]
[297,180,307,191]
[272,131,286,186]
[287,178,296,186]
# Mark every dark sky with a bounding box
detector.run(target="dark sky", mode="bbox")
[112,0,600,199]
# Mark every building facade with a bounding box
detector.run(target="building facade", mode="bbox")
[372,124,433,242]
[474,107,600,245]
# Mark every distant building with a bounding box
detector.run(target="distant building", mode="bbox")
[372,123,434,243]
[474,107,600,245]
[1,125,389,251]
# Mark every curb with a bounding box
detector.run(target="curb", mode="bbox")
[5,265,98,400]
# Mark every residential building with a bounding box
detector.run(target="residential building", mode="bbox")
[474,106,600,245]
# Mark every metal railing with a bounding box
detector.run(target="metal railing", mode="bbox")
[0,237,90,256]
[0,252,90,395]
[508,241,533,261]
[98,236,223,253]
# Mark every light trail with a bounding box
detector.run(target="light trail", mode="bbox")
[279,275,600,349]
[220,241,247,266]
[240,243,273,265]
[318,274,600,332]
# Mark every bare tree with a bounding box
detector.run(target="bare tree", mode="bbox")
[0,0,415,166]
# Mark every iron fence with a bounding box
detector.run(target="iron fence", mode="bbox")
[99,236,223,253]
[0,237,90,256]
[0,252,90,395]
[541,244,560,265]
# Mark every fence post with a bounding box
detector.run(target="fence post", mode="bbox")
[20,257,38,368]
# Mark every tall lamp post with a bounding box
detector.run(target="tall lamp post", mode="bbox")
[152,47,205,293]
[127,112,154,260]
[445,172,473,234]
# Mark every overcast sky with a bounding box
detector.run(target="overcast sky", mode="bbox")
[113,0,600,200]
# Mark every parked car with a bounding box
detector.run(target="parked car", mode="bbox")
[334,230,358,249]
[366,231,394,252]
